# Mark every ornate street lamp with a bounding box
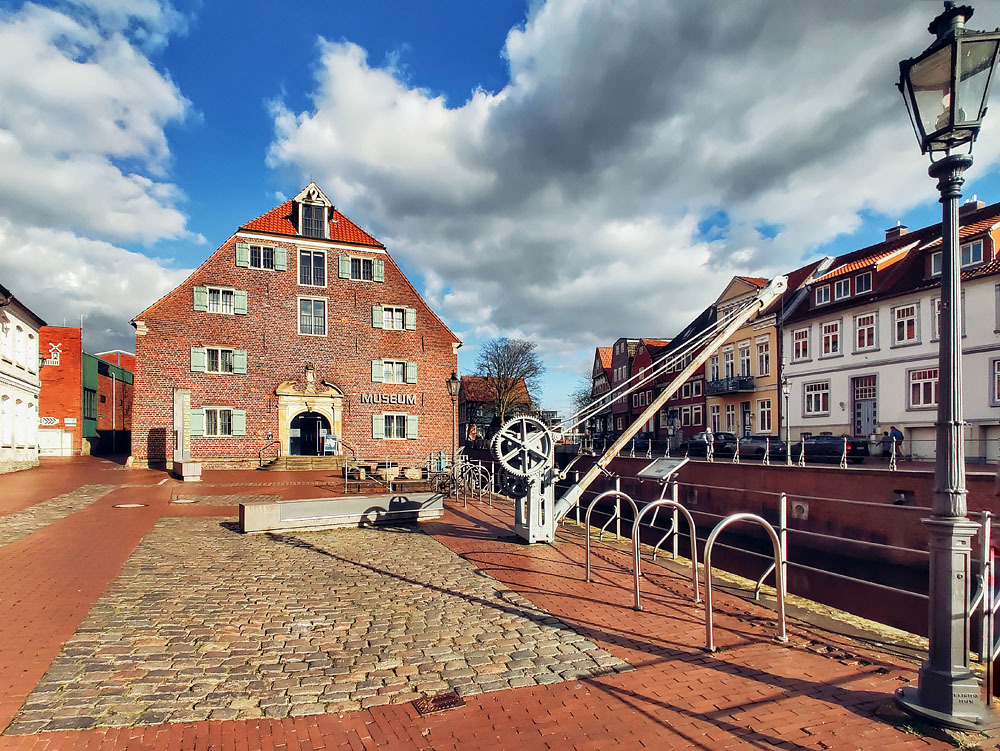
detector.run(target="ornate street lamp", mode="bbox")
[780,373,791,467]
[896,2,1000,730]
[446,372,461,468]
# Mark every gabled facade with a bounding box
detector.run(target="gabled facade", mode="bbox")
[587,346,613,439]
[782,199,1000,461]
[629,338,672,437]
[131,183,461,468]
[0,283,44,472]
[609,338,640,435]
[458,375,532,447]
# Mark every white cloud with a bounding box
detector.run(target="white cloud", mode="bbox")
[269,0,1000,403]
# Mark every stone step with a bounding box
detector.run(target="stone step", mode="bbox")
[261,456,345,471]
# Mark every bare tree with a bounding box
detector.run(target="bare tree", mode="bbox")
[568,375,593,418]
[475,337,544,427]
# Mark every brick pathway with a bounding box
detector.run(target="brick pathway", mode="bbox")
[0,456,982,750]
[0,484,117,545]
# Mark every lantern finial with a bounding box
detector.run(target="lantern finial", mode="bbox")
[929,3,973,39]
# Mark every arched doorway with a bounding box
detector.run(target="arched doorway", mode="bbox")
[289,411,331,456]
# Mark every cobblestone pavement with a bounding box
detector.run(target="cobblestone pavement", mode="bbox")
[8,519,626,733]
[168,493,280,507]
[0,485,117,547]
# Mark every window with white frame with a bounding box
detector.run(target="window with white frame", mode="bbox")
[855,272,872,294]
[681,406,692,426]
[931,294,966,340]
[27,334,36,373]
[351,257,374,281]
[855,312,877,351]
[301,204,327,239]
[382,306,406,330]
[821,321,840,356]
[15,326,25,368]
[739,342,751,376]
[792,328,810,361]
[681,383,691,399]
[909,367,939,408]
[993,359,1000,405]
[893,304,918,345]
[298,298,327,336]
[756,338,770,376]
[710,405,721,432]
[205,407,234,436]
[14,399,24,446]
[692,404,703,425]
[383,413,408,439]
[725,404,736,432]
[0,323,10,361]
[207,287,235,315]
[382,360,407,384]
[804,382,830,415]
[815,285,831,305]
[0,395,10,445]
[757,398,772,433]
[723,348,735,378]
[692,380,702,397]
[206,347,235,373]
[249,245,275,270]
[931,240,985,276]
[616,417,623,431]
[298,249,326,287]
[834,279,850,300]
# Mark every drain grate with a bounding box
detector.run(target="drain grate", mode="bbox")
[412,692,466,715]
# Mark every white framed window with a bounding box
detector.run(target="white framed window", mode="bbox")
[0,323,11,361]
[207,287,235,315]
[804,381,830,416]
[815,285,831,305]
[710,405,721,432]
[384,413,408,439]
[931,240,985,276]
[382,306,405,330]
[855,312,877,351]
[382,360,407,384]
[15,326,25,368]
[756,339,770,376]
[298,297,327,336]
[723,348,735,378]
[738,342,751,376]
[681,406,692,426]
[992,359,1000,406]
[298,249,326,287]
[692,380,702,397]
[792,328,810,361]
[709,355,719,381]
[834,279,850,300]
[205,407,234,436]
[300,204,328,239]
[757,398,772,433]
[27,334,37,373]
[909,367,939,409]
[14,399,25,446]
[0,395,10,445]
[249,245,275,270]
[893,303,919,345]
[931,293,967,341]
[616,417,623,431]
[207,347,235,374]
[352,257,374,281]
[725,404,736,432]
[692,404,703,425]
[821,321,840,357]
[855,272,872,294]
[681,383,691,399]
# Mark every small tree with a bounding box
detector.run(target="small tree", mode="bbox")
[475,337,544,427]
[568,375,593,419]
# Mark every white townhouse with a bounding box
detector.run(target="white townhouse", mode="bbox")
[781,200,1000,462]
[0,283,45,473]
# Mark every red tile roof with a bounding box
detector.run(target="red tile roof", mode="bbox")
[460,375,532,404]
[241,201,383,248]
[812,245,911,283]
[640,338,670,348]
[923,215,1000,248]
[597,347,612,370]
[736,276,768,287]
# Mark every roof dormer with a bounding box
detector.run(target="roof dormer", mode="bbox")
[293,182,334,240]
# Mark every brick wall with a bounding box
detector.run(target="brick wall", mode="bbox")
[38,327,83,454]
[96,368,133,432]
[132,233,459,467]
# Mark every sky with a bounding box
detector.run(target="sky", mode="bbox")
[3,0,1000,418]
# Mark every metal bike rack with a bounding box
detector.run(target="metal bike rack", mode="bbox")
[632,497,701,611]
[585,490,640,585]
[753,492,788,601]
[704,512,787,652]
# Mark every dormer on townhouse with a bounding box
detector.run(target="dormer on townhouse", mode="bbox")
[294,182,333,240]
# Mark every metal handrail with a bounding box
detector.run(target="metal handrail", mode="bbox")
[257,440,280,467]
[633,497,701,611]
[585,490,640,585]
[704,513,787,651]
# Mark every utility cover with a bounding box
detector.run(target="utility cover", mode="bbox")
[636,456,689,481]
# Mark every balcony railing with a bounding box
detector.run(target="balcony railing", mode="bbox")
[706,375,755,395]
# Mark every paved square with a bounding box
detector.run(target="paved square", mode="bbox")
[0,485,116,548]
[8,518,627,734]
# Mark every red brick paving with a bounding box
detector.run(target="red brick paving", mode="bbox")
[0,456,960,749]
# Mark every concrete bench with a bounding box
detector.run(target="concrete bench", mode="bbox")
[239,492,443,533]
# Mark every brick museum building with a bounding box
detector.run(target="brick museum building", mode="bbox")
[130,183,461,469]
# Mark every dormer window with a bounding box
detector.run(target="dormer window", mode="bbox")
[301,204,327,239]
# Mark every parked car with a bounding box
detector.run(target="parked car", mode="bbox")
[790,434,870,464]
[737,435,788,460]
[678,431,738,457]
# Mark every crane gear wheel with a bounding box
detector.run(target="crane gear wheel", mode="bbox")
[492,415,554,478]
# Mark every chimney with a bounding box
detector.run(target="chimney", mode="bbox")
[885,221,908,241]
[960,195,986,218]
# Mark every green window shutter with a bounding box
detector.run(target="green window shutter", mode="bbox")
[233,350,248,374]
[231,410,247,436]
[406,415,418,440]
[371,360,383,382]
[190,347,207,372]
[373,259,385,282]
[235,242,250,267]
[405,361,418,384]
[193,286,208,312]
[372,413,384,439]
[339,256,351,278]
[372,305,384,329]
[273,248,287,271]
[234,290,248,315]
[404,307,417,330]
[190,408,205,437]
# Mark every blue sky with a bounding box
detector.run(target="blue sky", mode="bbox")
[3,0,1000,419]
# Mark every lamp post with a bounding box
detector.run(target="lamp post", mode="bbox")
[781,373,791,467]
[446,372,461,469]
[895,2,1000,729]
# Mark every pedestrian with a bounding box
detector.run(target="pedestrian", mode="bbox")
[881,431,893,458]
[889,425,904,458]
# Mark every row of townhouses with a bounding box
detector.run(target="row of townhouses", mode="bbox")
[586,199,1000,462]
